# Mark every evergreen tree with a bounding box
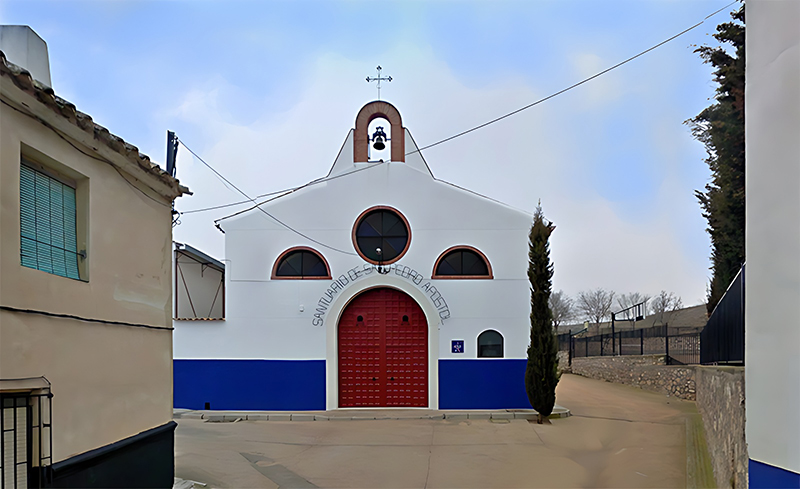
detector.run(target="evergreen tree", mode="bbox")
[687,3,745,314]
[525,203,560,423]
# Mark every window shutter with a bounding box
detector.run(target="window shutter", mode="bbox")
[49,179,67,277]
[20,166,38,269]
[19,163,81,280]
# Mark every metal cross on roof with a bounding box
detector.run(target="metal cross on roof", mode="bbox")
[366,65,392,100]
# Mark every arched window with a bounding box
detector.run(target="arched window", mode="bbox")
[272,247,331,279]
[433,246,492,279]
[478,330,504,358]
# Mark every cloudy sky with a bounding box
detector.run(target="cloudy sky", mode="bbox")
[2,0,737,307]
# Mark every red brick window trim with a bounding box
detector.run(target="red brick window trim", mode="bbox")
[272,246,332,280]
[432,246,493,279]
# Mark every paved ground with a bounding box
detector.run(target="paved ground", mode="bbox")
[175,374,704,488]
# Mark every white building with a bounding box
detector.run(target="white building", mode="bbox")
[745,1,800,486]
[174,101,534,410]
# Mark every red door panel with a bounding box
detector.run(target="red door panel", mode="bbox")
[338,288,428,407]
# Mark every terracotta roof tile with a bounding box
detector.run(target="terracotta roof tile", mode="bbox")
[0,50,189,198]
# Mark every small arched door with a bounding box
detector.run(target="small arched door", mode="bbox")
[338,288,428,407]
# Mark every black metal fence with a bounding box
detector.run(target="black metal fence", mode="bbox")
[700,265,745,365]
[558,325,701,365]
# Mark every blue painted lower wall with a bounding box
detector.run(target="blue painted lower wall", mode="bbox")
[750,459,800,488]
[174,359,326,410]
[438,359,532,409]
[174,358,533,410]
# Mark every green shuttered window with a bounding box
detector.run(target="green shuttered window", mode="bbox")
[20,163,81,280]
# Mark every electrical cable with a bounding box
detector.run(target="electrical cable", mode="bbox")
[174,0,738,218]
[179,154,392,216]
[179,140,359,255]
[0,305,173,331]
[0,98,172,208]
[406,0,739,155]
[180,191,286,214]
[213,159,389,222]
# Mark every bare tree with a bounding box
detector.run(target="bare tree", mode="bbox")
[616,292,651,318]
[549,290,575,333]
[651,290,683,325]
[577,288,615,328]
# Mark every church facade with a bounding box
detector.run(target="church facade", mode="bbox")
[174,101,534,410]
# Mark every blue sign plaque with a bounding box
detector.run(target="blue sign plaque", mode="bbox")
[451,340,464,354]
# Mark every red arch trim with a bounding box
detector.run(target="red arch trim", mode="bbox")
[271,246,332,280]
[351,205,412,265]
[354,101,405,163]
[432,245,493,279]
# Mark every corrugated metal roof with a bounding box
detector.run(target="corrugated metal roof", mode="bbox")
[175,242,225,271]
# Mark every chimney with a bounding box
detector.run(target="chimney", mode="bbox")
[0,26,51,88]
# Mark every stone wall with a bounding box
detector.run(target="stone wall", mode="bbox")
[566,356,748,487]
[556,351,571,374]
[569,355,697,400]
[695,366,748,488]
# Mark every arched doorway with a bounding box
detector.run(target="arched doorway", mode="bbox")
[338,287,428,407]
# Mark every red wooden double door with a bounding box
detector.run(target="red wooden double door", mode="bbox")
[338,288,428,407]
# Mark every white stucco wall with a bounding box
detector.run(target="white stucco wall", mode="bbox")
[745,0,800,475]
[173,126,534,409]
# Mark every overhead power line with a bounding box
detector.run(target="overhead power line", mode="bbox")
[181,190,288,214]
[407,0,739,155]
[212,159,390,222]
[178,140,359,255]
[180,159,387,216]
[177,1,737,219]
[1,99,171,209]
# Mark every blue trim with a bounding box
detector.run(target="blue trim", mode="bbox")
[174,359,326,410]
[750,459,800,488]
[439,359,532,409]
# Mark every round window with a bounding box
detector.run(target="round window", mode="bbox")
[352,207,410,264]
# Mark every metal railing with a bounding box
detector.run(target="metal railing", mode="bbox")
[700,265,745,365]
[558,325,701,365]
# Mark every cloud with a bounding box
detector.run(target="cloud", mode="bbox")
[170,39,709,306]
[569,52,625,108]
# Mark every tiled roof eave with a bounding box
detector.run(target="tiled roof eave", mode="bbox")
[0,50,190,200]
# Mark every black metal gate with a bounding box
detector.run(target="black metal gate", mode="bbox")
[1,394,32,488]
[0,386,53,489]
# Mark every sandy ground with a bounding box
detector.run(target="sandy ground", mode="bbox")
[175,374,699,488]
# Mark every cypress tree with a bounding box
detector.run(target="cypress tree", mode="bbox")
[525,203,560,423]
[687,4,745,314]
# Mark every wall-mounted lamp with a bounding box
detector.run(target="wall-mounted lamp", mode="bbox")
[375,247,390,275]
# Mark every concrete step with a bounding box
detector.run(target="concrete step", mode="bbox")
[173,405,571,422]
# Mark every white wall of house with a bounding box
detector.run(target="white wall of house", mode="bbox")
[745,0,800,479]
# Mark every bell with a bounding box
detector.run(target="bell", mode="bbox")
[372,126,388,151]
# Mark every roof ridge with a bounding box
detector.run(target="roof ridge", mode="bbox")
[0,49,189,198]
